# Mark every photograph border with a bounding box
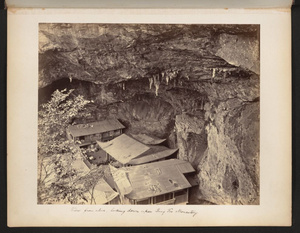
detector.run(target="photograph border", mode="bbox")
[4,5,294,229]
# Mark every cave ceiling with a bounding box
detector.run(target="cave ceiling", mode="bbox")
[39,23,260,88]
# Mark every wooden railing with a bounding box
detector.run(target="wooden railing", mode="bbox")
[82,157,92,169]
[174,194,188,204]
[154,198,176,205]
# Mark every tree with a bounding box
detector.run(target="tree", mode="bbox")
[76,167,106,204]
[37,89,97,204]
[38,89,90,157]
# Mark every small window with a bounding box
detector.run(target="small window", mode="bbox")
[153,193,173,204]
[165,193,173,200]
[154,194,165,204]
[109,196,120,205]
[174,189,187,197]
[136,198,150,205]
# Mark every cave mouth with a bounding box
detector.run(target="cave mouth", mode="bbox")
[37,71,260,205]
[37,23,261,206]
[107,92,177,139]
[39,78,179,139]
[38,77,97,106]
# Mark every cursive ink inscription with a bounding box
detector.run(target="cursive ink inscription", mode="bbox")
[70,206,198,217]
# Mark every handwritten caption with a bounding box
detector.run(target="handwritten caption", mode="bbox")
[71,207,198,217]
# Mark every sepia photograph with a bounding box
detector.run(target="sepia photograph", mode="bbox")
[37,23,260,206]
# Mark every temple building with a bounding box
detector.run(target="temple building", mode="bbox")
[106,159,197,205]
[67,119,125,146]
[97,134,178,167]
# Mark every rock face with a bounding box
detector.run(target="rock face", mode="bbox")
[39,24,259,88]
[199,100,259,204]
[39,23,260,205]
[216,33,260,74]
[175,113,207,169]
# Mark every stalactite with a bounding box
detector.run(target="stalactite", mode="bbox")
[101,85,105,103]
[212,68,216,78]
[200,98,204,110]
[149,77,153,89]
[171,70,177,80]
[155,83,159,96]
[123,82,126,90]
[223,69,227,79]
[211,68,216,83]
[169,71,173,81]
[153,74,160,96]
[166,76,169,85]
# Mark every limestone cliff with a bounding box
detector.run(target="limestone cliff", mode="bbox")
[39,23,260,205]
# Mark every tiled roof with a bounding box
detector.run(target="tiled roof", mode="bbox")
[91,178,119,204]
[122,159,194,200]
[68,119,125,137]
[128,148,178,165]
[97,134,150,164]
[130,133,166,145]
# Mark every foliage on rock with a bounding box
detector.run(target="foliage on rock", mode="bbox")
[37,89,103,204]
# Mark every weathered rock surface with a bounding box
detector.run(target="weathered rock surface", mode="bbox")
[175,113,207,169]
[216,33,260,74]
[198,100,259,205]
[39,24,259,88]
[39,23,260,205]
